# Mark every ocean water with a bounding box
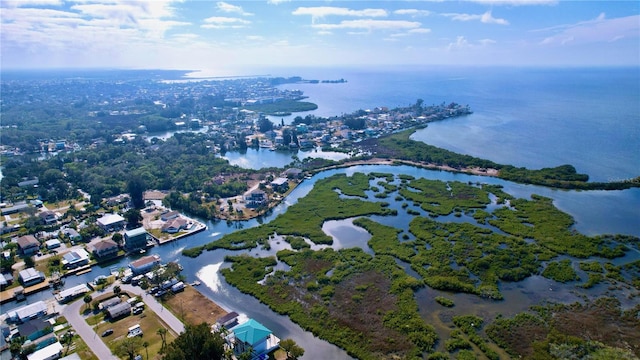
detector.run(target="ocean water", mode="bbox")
[271,66,640,183]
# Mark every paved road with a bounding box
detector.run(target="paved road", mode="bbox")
[61,282,185,359]
[120,284,185,335]
[61,291,120,360]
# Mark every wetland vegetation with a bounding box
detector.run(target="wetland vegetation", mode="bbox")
[183,172,640,359]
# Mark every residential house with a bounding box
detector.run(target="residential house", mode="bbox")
[38,211,57,225]
[98,297,122,311]
[270,177,289,193]
[96,213,125,232]
[161,218,188,234]
[45,239,61,250]
[124,227,148,251]
[26,341,62,360]
[7,301,47,323]
[18,268,45,287]
[244,190,267,208]
[61,249,89,269]
[55,284,90,304]
[107,302,131,319]
[283,168,303,179]
[160,211,180,221]
[228,319,280,359]
[129,254,161,275]
[17,235,40,256]
[0,273,14,289]
[91,239,119,261]
[62,228,82,243]
[17,319,51,341]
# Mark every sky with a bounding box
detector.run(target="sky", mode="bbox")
[1,0,639,75]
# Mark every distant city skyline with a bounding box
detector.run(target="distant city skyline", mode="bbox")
[1,0,638,75]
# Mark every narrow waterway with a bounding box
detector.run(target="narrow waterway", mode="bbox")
[5,165,639,359]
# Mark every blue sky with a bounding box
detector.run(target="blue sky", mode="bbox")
[1,0,638,75]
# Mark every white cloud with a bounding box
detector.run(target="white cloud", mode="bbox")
[465,0,557,5]
[394,9,432,17]
[448,36,470,51]
[292,7,387,23]
[312,19,421,32]
[202,16,250,29]
[538,14,639,46]
[443,11,509,25]
[216,1,252,16]
[267,0,290,4]
[409,28,431,34]
[1,0,63,7]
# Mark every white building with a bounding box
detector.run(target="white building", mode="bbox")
[96,213,125,232]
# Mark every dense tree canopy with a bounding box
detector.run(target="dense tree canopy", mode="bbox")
[162,323,226,360]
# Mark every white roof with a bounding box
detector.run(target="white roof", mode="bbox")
[45,239,61,246]
[57,284,89,299]
[8,301,47,321]
[27,341,63,360]
[97,213,125,226]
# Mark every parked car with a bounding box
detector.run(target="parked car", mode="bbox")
[133,307,143,315]
[155,290,167,298]
[148,286,159,295]
[101,329,113,337]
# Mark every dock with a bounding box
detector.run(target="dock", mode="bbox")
[0,279,51,304]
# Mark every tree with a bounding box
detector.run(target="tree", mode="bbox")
[83,294,92,311]
[162,323,225,360]
[113,285,121,296]
[124,208,143,228]
[112,232,123,245]
[116,337,143,360]
[143,341,149,360]
[280,338,305,359]
[127,175,146,209]
[157,328,168,353]
[257,117,274,133]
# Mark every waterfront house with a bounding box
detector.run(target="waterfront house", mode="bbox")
[17,235,40,256]
[270,177,289,193]
[124,227,148,251]
[61,249,89,269]
[227,318,280,360]
[283,168,303,179]
[7,301,47,323]
[96,214,125,232]
[161,218,188,233]
[129,254,161,275]
[55,284,90,303]
[18,268,45,287]
[244,190,267,208]
[92,239,119,260]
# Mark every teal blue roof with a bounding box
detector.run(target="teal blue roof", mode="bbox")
[231,319,272,346]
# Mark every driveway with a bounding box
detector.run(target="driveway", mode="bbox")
[61,282,185,359]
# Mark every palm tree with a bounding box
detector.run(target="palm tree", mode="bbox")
[143,341,149,360]
[156,328,167,352]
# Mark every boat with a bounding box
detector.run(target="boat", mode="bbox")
[139,249,146,254]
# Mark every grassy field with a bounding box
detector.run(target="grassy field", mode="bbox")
[162,285,227,326]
